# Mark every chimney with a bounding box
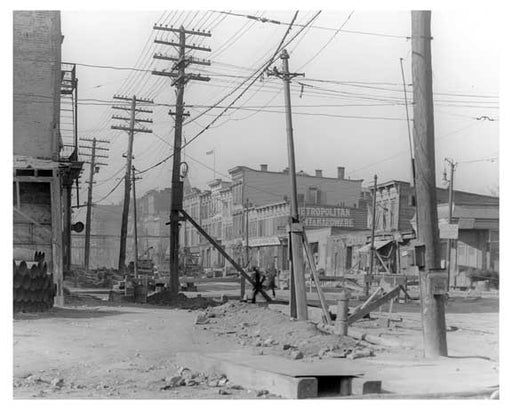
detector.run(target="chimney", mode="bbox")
[260,164,268,172]
[315,169,323,177]
[337,166,345,180]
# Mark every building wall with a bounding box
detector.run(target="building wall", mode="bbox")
[13,11,62,160]
[239,168,362,208]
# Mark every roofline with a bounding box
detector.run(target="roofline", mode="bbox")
[228,165,363,183]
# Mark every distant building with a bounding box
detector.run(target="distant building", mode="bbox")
[369,180,499,281]
[180,164,368,274]
[13,11,82,304]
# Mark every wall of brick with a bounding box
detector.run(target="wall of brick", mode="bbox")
[242,169,363,209]
[13,11,62,159]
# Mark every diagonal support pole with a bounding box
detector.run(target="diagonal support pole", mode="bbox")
[180,210,272,302]
[301,232,332,325]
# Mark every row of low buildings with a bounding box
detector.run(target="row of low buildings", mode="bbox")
[73,162,499,287]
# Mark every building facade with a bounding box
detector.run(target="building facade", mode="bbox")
[370,180,499,280]
[13,11,82,305]
[178,164,368,275]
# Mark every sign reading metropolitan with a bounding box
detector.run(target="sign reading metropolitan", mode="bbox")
[299,206,366,229]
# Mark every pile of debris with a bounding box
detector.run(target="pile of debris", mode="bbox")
[67,268,121,289]
[159,365,275,398]
[147,291,220,310]
[195,302,375,360]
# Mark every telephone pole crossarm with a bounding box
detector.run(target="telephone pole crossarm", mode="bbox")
[151,24,211,297]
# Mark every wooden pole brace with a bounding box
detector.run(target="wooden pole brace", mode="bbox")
[180,209,273,302]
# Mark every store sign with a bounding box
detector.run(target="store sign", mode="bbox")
[246,237,282,247]
[299,206,364,229]
[439,223,459,239]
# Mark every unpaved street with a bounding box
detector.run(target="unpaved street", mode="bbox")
[13,293,499,399]
[13,302,270,399]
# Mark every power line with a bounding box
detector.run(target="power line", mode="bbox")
[211,10,409,39]
[137,11,322,175]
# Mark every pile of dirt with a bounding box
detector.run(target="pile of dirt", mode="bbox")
[146,291,220,310]
[196,302,373,360]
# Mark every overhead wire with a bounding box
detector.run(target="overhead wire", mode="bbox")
[137,10,322,175]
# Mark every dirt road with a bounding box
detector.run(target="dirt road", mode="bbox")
[13,294,499,399]
[13,303,269,399]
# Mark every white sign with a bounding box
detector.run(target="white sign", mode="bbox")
[247,237,282,247]
[439,223,459,239]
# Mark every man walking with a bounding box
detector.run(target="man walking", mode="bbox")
[251,266,266,303]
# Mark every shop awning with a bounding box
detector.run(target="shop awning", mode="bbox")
[358,239,392,253]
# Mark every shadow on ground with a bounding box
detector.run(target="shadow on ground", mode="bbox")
[13,306,130,320]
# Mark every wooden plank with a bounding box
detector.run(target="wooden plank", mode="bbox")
[181,210,272,302]
[302,232,332,325]
[348,285,402,325]
[375,251,391,274]
[51,176,64,306]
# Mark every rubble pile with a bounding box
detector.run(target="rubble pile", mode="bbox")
[158,365,277,398]
[147,291,220,310]
[196,302,374,360]
[67,268,121,289]
[13,259,55,313]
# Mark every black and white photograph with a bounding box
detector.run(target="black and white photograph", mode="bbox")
[6,0,507,403]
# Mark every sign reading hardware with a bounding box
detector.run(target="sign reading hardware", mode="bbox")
[299,206,364,229]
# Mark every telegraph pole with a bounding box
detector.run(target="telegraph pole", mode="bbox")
[111,95,153,273]
[152,24,211,295]
[132,166,142,279]
[268,49,308,320]
[411,10,448,358]
[444,158,457,288]
[241,198,250,299]
[79,137,109,271]
[368,175,378,295]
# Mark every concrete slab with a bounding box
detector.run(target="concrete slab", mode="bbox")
[176,351,319,399]
[176,351,377,398]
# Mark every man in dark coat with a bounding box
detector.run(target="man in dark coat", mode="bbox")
[250,266,266,303]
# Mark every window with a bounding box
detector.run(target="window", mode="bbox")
[346,246,353,270]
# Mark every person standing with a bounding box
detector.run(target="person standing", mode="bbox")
[267,263,277,298]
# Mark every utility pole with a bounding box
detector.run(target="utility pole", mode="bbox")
[79,137,109,271]
[411,10,448,358]
[152,24,211,296]
[240,198,250,299]
[111,95,153,273]
[132,165,142,279]
[368,175,378,296]
[268,49,308,320]
[444,158,457,288]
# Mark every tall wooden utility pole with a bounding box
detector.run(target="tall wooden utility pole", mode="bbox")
[268,49,308,320]
[152,24,211,296]
[368,175,378,296]
[132,165,142,279]
[79,137,109,271]
[240,198,250,299]
[444,158,457,288]
[111,95,153,273]
[411,10,448,358]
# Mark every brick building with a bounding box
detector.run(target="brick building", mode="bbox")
[179,164,368,275]
[13,11,82,305]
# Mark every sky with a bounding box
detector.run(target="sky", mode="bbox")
[56,7,500,212]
